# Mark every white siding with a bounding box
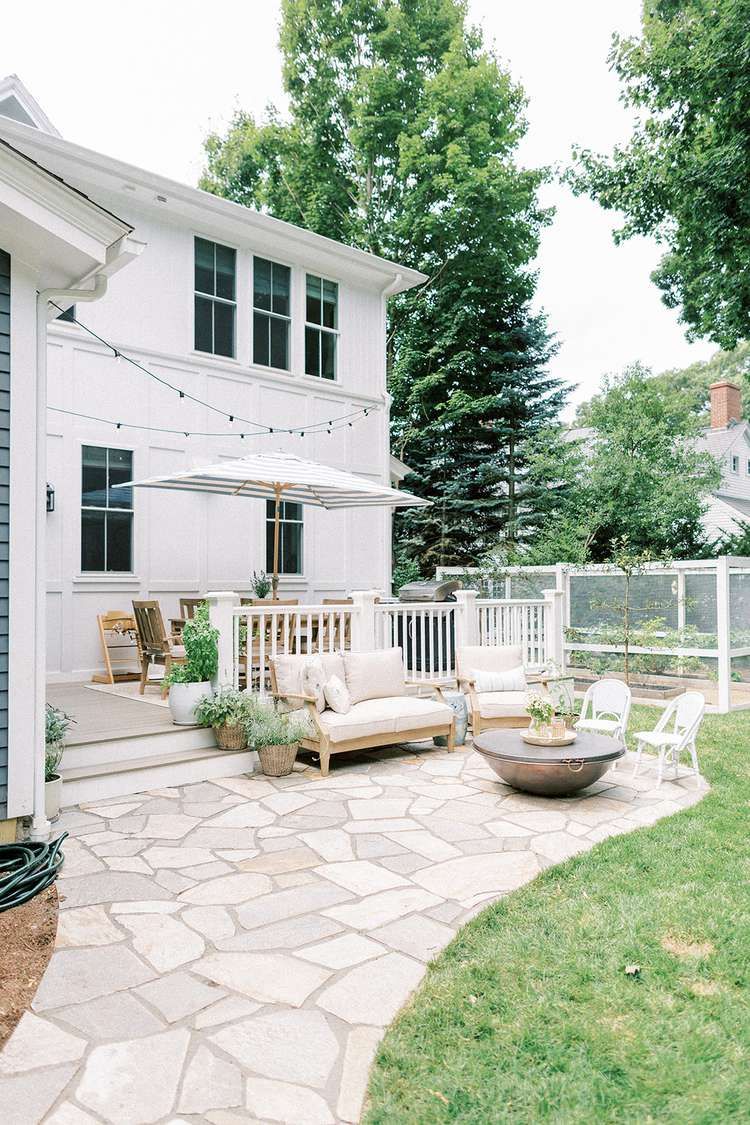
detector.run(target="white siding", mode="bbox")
[45,202,392,680]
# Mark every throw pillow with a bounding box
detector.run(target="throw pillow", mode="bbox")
[302,660,326,712]
[474,666,527,693]
[324,674,351,714]
[343,648,406,704]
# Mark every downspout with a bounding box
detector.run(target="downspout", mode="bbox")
[380,274,402,595]
[30,274,109,839]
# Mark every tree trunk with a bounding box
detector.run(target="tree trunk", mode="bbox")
[507,434,516,545]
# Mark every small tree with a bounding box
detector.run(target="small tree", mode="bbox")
[592,540,664,685]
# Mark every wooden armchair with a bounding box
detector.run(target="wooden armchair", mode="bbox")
[456,644,531,735]
[132,600,186,698]
[170,596,205,637]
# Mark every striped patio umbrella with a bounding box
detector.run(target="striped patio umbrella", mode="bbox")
[124,450,428,596]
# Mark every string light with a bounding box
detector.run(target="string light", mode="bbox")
[49,302,376,436]
[46,406,366,441]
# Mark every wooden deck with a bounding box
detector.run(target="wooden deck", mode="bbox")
[47,683,179,745]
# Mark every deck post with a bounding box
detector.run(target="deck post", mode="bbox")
[350,590,378,652]
[207,591,240,690]
[543,588,564,671]
[715,557,731,713]
[454,589,478,647]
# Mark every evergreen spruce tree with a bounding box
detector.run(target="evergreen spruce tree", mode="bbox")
[201,0,565,571]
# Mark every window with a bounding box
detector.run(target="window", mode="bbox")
[253,257,291,369]
[305,274,338,379]
[747,458,750,475]
[731,454,740,473]
[266,500,303,575]
[81,446,133,572]
[194,237,236,357]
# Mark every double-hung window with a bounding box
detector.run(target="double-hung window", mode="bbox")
[305,274,338,379]
[194,237,236,357]
[731,454,740,473]
[81,446,134,572]
[266,500,303,575]
[253,257,291,370]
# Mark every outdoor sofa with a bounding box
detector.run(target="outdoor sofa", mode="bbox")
[269,647,455,776]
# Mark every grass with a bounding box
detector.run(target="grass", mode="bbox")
[364,706,750,1124]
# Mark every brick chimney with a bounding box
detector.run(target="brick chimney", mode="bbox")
[709,380,742,429]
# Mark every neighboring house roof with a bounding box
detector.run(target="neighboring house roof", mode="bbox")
[714,494,750,521]
[0,77,428,296]
[694,420,750,460]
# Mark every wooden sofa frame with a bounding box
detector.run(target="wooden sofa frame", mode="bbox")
[269,664,455,777]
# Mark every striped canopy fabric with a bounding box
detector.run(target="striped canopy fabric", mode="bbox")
[123,450,429,510]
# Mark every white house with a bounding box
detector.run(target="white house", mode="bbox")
[0,77,425,685]
[695,380,750,541]
[0,103,142,835]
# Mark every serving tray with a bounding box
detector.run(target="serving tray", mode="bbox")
[521,730,578,747]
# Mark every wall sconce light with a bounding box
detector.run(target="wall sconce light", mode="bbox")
[46,483,55,513]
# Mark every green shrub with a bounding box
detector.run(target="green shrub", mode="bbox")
[167,603,219,685]
[194,687,260,729]
[246,702,310,748]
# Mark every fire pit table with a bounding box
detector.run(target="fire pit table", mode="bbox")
[473,729,625,797]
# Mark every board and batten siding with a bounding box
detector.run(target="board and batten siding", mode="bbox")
[0,249,9,815]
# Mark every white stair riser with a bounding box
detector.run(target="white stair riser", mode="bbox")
[61,749,259,807]
[63,727,217,770]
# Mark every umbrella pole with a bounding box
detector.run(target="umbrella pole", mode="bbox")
[272,484,282,599]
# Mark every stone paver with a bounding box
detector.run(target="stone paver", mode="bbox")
[2,743,707,1124]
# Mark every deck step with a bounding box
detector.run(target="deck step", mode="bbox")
[61,745,258,806]
[62,726,217,771]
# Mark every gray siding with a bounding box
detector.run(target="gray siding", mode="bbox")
[0,248,8,815]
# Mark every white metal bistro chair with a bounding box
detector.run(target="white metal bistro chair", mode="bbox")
[632,691,705,788]
[575,679,632,766]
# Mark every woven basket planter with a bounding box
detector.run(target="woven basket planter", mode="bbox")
[214,723,248,751]
[257,742,299,777]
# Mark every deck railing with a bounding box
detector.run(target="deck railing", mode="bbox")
[205,587,562,696]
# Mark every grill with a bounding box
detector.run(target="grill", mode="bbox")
[397,579,459,672]
[397,579,459,603]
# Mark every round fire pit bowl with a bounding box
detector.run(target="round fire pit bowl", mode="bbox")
[474,729,625,797]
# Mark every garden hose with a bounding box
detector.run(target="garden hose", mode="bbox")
[0,833,68,913]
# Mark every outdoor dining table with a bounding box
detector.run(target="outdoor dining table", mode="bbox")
[473,729,625,797]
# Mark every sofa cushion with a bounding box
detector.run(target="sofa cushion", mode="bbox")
[319,695,451,743]
[272,652,345,698]
[477,690,529,719]
[343,648,406,705]
[457,645,524,681]
[475,666,527,692]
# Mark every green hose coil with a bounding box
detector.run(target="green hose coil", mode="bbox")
[0,833,68,913]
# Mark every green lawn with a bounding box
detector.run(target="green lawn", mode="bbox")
[365,706,750,1124]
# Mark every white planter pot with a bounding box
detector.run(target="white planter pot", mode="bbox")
[45,775,62,821]
[169,681,212,726]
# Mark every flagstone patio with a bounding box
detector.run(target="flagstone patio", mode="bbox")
[0,742,707,1125]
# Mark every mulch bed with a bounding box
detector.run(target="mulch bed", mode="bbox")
[0,885,58,1048]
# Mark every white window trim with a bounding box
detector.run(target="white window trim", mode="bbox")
[80,443,135,575]
[194,236,238,358]
[266,502,304,576]
[305,272,339,381]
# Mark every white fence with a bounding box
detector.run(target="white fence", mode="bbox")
[205,588,561,696]
[438,557,750,713]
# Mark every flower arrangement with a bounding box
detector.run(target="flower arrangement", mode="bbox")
[526,694,554,728]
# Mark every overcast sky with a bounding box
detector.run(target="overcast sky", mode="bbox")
[3,1,715,411]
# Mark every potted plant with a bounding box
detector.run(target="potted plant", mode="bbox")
[246,703,309,777]
[166,603,219,725]
[45,703,74,820]
[194,687,259,750]
[251,570,272,599]
[526,693,555,740]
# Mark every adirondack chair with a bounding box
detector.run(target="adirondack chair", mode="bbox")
[132,600,186,698]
